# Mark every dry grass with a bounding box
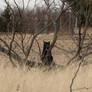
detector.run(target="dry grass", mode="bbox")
[0,32,77,65]
[0,63,92,92]
[0,28,92,92]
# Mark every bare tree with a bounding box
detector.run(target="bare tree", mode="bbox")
[0,0,91,68]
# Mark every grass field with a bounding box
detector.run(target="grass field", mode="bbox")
[0,28,92,92]
[0,63,92,92]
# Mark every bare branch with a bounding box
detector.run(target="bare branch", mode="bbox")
[24,0,77,64]
[22,0,25,11]
[26,0,31,9]
[35,39,41,57]
[14,0,22,17]
[70,59,84,92]
[73,86,92,91]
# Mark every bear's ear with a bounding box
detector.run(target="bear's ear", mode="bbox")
[48,41,50,45]
[43,41,47,46]
[43,41,50,45]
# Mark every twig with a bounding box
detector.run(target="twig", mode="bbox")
[73,86,92,91]
[24,0,77,64]
[70,59,84,92]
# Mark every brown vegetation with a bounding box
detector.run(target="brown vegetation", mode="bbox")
[0,0,92,92]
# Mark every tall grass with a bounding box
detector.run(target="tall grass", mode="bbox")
[0,64,92,92]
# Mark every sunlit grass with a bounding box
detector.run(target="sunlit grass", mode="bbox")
[0,64,92,92]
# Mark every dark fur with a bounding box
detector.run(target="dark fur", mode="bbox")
[41,41,53,65]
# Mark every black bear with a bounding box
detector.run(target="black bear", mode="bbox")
[41,41,54,65]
